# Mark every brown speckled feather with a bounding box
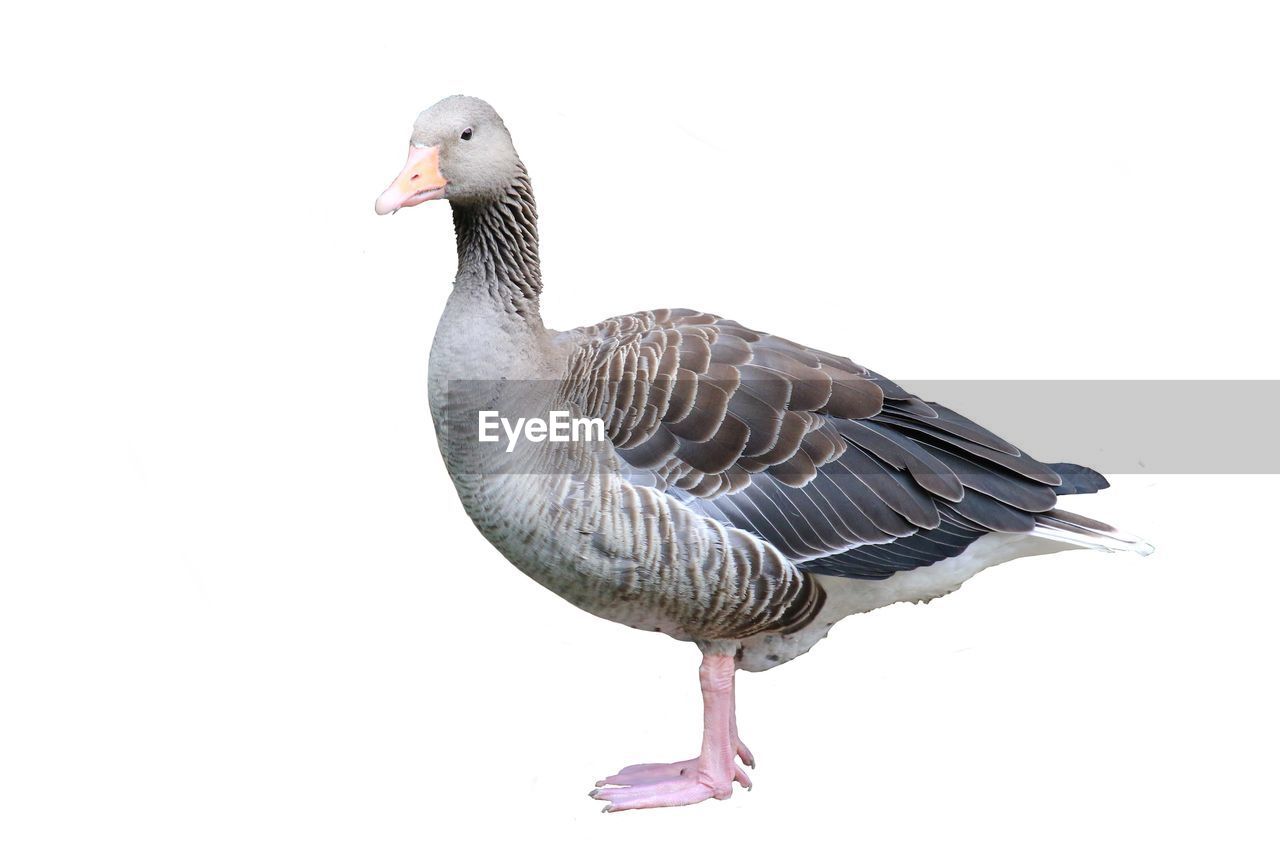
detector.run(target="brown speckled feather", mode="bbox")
[563,308,1087,581]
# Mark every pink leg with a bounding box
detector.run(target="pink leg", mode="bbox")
[590,653,754,812]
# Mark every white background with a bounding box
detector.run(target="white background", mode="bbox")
[2,2,1277,850]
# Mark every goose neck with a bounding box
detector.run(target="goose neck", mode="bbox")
[451,165,543,323]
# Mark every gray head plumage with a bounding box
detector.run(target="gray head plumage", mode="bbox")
[376,95,524,213]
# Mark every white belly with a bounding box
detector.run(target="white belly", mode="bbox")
[737,533,1072,672]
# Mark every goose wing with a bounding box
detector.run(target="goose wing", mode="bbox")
[563,308,1102,580]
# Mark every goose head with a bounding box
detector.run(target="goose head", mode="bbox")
[374,95,522,214]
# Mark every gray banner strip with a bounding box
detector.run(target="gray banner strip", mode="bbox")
[443,380,1280,474]
[897,380,1278,474]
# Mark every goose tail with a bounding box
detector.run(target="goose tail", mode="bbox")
[1032,508,1155,556]
[1048,462,1111,496]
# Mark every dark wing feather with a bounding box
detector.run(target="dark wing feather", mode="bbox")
[564,309,1107,581]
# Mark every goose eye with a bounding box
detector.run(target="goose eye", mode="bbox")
[460,127,473,141]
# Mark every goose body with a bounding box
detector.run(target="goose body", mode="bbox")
[379,95,1151,811]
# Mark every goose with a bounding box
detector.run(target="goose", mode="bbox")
[374,95,1152,812]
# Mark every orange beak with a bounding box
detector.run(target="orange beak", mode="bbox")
[374,145,448,215]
